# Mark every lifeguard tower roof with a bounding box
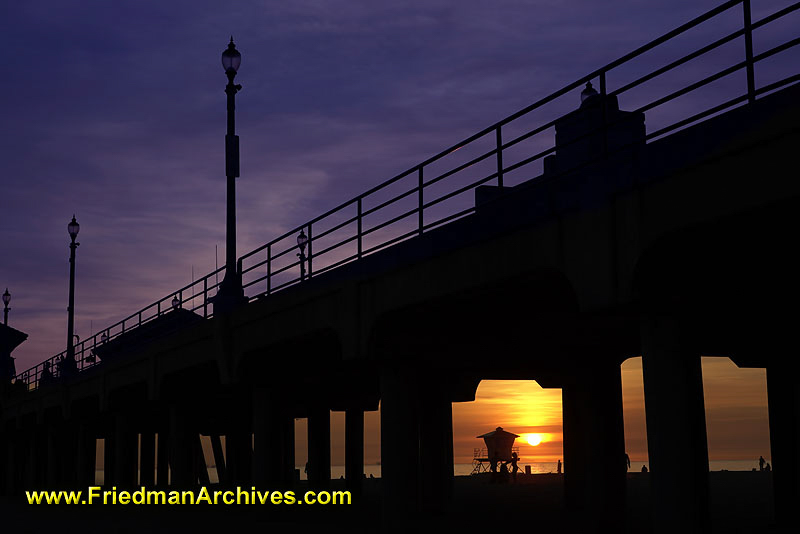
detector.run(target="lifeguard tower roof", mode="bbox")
[476,427,519,462]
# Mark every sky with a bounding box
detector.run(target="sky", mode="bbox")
[1,0,794,468]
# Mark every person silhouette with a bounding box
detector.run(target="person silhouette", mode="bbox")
[641,464,648,473]
[557,459,562,474]
[765,462,771,472]
[759,455,765,471]
[40,361,54,387]
[625,452,631,471]
[510,452,520,482]
[499,461,510,483]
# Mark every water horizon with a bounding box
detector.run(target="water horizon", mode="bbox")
[93,459,766,485]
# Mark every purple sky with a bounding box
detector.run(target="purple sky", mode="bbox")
[1,0,797,372]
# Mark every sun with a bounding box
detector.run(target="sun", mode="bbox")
[525,433,544,446]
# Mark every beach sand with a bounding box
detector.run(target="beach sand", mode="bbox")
[0,471,788,533]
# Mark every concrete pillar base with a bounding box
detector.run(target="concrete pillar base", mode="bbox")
[114,415,138,487]
[380,368,421,531]
[641,315,709,533]
[561,363,626,531]
[345,408,364,495]
[139,430,155,486]
[307,406,331,488]
[766,364,799,527]
[169,405,195,487]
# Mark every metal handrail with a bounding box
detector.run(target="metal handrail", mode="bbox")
[16,0,800,391]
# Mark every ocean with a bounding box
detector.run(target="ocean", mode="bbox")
[94,460,765,485]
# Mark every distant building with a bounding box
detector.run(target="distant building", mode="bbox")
[0,323,27,384]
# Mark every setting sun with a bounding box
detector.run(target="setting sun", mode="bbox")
[525,433,544,446]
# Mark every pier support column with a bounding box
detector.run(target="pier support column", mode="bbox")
[641,315,709,533]
[44,424,58,487]
[1,425,20,495]
[102,424,116,487]
[156,429,170,486]
[226,430,252,486]
[210,435,227,485]
[380,368,420,531]
[766,363,799,527]
[282,416,295,484]
[114,415,138,487]
[58,422,79,488]
[75,422,96,487]
[0,432,10,495]
[169,406,194,487]
[195,436,210,485]
[345,408,364,495]
[252,388,288,486]
[561,362,626,531]
[139,430,155,486]
[418,386,454,514]
[307,406,331,487]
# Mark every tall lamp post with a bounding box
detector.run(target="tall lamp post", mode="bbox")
[214,37,247,312]
[2,288,9,325]
[63,215,80,376]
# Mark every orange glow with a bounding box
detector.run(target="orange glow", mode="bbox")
[452,380,563,463]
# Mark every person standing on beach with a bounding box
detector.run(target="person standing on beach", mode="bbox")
[557,459,562,474]
[510,452,520,482]
[759,455,765,471]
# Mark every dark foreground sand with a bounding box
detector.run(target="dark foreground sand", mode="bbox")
[0,472,789,533]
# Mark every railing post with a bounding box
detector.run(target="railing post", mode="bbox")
[357,199,363,259]
[599,72,610,160]
[418,167,424,235]
[138,311,142,327]
[203,277,208,317]
[743,0,756,104]
[266,245,272,295]
[307,225,313,278]
[495,126,504,187]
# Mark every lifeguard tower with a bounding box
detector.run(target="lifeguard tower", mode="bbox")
[472,427,520,474]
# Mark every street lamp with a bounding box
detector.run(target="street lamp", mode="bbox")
[297,230,308,281]
[2,288,10,325]
[63,215,80,376]
[213,37,247,313]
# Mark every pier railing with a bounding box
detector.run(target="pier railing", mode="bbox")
[15,0,800,390]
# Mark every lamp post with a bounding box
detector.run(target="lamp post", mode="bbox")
[63,215,80,376]
[214,37,247,313]
[297,230,308,281]
[2,288,9,325]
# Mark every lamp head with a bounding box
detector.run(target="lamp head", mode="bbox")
[221,37,242,74]
[297,229,308,253]
[68,215,80,240]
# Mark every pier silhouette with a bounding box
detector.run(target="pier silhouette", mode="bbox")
[2,1,800,532]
